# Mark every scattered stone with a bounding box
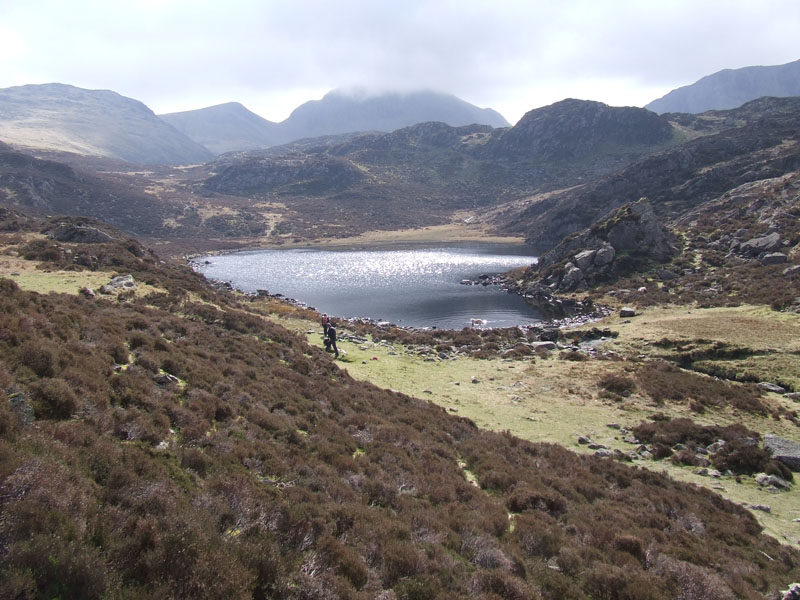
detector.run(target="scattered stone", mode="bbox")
[763,435,800,471]
[623,434,639,444]
[560,262,586,292]
[755,472,792,490]
[785,392,800,401]
[531,341,557,351]
[154,373,180,386]
[708,469,722,478]
[740,232,781,256]
[49,224,114,244]
[657,268,679,281]
[783,265,800,277]
[593,243,616,267]
[573,249,597,271]
[539,328,561,342]
[79,287,96,298]
[761,252,787,265]
[99,274,136,294]
[448,407,458,413]
[758,381,786,394]
[471,377,480,384]
[619,307,637,318]
[9,390,34,425]
[748,504,772,513]
[588,443,608,450]
[577,435,591,445]
[607,423,621,430]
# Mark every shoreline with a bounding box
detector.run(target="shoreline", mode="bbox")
[181,222,529,260]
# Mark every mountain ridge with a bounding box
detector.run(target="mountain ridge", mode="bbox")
[0,83,213,165]
[646,58,800,114]
[162,89,510,155]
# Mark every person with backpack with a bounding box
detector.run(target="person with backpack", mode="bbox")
[321,313,330,336]
[327,321,339,358]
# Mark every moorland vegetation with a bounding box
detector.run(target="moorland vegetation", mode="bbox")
[2,209,800,599]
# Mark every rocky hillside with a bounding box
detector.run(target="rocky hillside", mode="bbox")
[0,84,213,165]
[488,99,673,160]
[513,171,800,319]
[1,210,799,598]
[0,142,173,235]
[646,58,800,114]
[199,100,678,242]
[494,97,800,253]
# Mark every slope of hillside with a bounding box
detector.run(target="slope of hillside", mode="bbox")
[494,97,800,253]
[160,102,283,154]
[0,143,173,235]
[489,99,673,160]
[199,100,679,243]
[0,83,213,165]
[646,58,800,114]
[1,210,798,599]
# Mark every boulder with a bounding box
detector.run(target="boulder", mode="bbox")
[761,252,787,265]
[49,224,114,244]
[755,472,792,490]
[573,249,597,271]
[763,434,800,471]
[758,382,787,394]
[740,232,781,256]
[783,265,800,277]
[99,274,136,295]
[657,269,679,281]
[619,307,637,318]
[559,262,586,292]
[593,243,616,267]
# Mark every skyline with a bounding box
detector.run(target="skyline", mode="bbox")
[1,0,799,125]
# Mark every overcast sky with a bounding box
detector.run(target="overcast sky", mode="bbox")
[1,0,799,124]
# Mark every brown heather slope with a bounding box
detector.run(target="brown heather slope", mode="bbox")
[1,210,800,599]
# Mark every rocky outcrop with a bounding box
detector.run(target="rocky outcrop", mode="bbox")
[49,224,114,244]
[523,198,678,295]
[502,198,677,316]
[498,97,800,253]
[491,99,673,160]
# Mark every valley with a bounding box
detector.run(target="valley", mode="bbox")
[1,80,800,597]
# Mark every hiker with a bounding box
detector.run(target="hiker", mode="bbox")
[321,313,330,335]
[327,321,339,357]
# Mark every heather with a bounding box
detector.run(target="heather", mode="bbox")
[1,215,799,598]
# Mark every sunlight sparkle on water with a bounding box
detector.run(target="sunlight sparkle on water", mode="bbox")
[197,245,540,329]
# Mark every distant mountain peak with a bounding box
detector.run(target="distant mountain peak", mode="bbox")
[161,88,510,155]
[646,58,800,114]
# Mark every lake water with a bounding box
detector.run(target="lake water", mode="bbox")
[194,244,541,330]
